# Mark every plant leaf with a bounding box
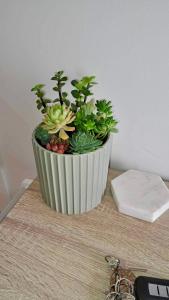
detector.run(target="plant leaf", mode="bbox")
[31,84,45,91]
[69,131,102,154]
[71,90,80,98]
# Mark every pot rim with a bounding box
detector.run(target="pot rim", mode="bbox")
[32,127,111,157]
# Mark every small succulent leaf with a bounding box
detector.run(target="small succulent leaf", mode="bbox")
[51,76,58,80]
[59,128,69,140]
[37,103,42,110]
[45,99,52,103]
[53,87,59,91]
[31,84,45,91]
[81,88,92,96]
[63,125,75,132]
[71,80,78,87]
[37,91,45,98]
[111,127,118,133]
[58,70,64,76]
[71,103,77,112]
[64,99,70,106]
[41,108,47,114]
[75,81,84,90]
[71,90,80,98]
[62,92,68,97]
[60,76,68,81]
[53,98,60,103]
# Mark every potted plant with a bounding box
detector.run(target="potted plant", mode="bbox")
[31,70,118,214]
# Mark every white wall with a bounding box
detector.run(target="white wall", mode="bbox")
[0,0,169,202]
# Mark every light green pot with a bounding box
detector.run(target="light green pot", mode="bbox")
[32,132,112,214]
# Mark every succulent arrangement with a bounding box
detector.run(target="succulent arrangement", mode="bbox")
[31,70,118,154]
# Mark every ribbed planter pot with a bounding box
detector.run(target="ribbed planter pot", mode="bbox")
[32,132,112,214]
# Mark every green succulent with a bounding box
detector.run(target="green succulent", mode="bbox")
[75,112,95,132]
[74,99,118,138]
[71,76,97,108]
[31,84,52,114]
[69,131,102,154]
[96,99,113,118]
[94,99,118,138]
[74,100,96,132]
[51,70,70,106]
[95,117,118,138]
[35,126,50,145]
[42,104,75,140]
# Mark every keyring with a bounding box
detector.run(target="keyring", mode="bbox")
[115,277,134,294]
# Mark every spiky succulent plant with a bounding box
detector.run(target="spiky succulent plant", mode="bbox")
[95,99,118,138]
[42,104,75,140]
[69,131,102,154]
[96,100,113,118]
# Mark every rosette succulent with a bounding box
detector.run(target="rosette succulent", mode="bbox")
[31,70,118,154]
[42,104,75,140]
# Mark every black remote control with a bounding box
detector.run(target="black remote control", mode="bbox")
[135,276,169,300]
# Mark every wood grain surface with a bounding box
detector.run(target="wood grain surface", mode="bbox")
[0,169,169,300]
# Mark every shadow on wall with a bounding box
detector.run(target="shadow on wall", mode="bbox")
[0,98,36,210]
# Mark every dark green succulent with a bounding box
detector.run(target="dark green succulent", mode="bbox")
[35,126,50,145]
[74,100,96,132]
[69,131,102,154]
[96,99,113,118]
[95,117,118,138]
[74,99,118,139]
[95,99,118,138]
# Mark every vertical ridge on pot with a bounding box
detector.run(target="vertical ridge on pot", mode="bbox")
[36,144,48,203]
[90,153,95,209]
[92,150,99,208]
[97,150,104,205]
[64,155,74,214]
[101,146,107,197]
[39,148,50,206]
[44,150,55,209]
[95,150,101,205]
[57,155,67,214]
[72,155,80,214]
[33,142,45,199]
[86,154,94,211]
[53,154,62,212]
[103,135,112,192]
[80,154,87,213]
[78,155,81,214]
[50,154,60,212]
[49,155,57,211]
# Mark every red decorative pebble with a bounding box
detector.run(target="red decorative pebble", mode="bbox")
[52,145,58,152]
[57,149,64,154]
[58,144,65,150]
[46,143,51,150]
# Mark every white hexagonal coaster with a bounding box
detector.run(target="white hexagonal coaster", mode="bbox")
[111,170,169,222]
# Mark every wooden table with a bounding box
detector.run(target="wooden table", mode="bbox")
[0,169,169,300]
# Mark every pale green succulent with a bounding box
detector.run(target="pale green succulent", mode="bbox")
[42,104,75,140]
